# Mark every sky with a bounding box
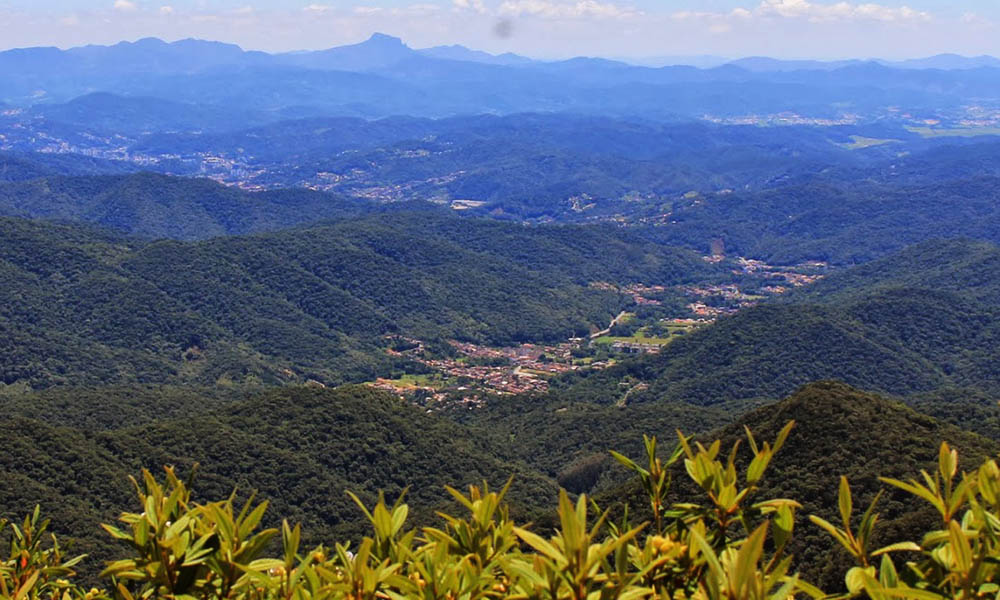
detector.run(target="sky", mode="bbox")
[0,0,997,60]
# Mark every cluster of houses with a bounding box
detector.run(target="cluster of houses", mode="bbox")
[372,338,588,401]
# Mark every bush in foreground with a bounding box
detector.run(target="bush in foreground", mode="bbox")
[3,422,999,599]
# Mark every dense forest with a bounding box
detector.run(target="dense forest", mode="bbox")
[0,385,558,575]
[640,175,1000,264]
[3,380,998,596]
[0,171,372,240]
[600,381,1000,590]
[0,212,721,389]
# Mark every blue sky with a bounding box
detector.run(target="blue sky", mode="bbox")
[0,0,998,59]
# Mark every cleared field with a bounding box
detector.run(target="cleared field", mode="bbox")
[840,135,900,150]
[376,373,451,389]
[520,368,555,378]
[451,200,487,210]
[906,126,1000,138]
[593,333,674,346]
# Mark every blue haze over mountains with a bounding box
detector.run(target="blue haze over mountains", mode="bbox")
[5,30,1000,234]
[10,24,1000,588]
[3,33,1000,120]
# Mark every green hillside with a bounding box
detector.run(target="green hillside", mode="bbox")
[648,176,1000,264]
[0,172,370,240]
[599,381,999,591]
[787,237,1000,304]
[0,385,558,577]
[0,213,718,390]
[445,394,732,493]
[0,152,139,182]
[7,380,996,594]
[558,239,1000,407]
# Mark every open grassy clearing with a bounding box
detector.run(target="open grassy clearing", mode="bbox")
[839,135,900,150]
[375,373,454,389]
[906,126,1000,138]
[593,333,674,346]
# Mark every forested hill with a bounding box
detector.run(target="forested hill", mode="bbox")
[707,382,998,590]
[0,385,560,577]
[0,172,371,240]
[4,381,995,592]
[0,152,139,182]
[649,175,1000,264]
[559,238,1000,407]
[600,381,999,591]
[0,213,720,390]
[785,237,1000,304]
[6,140,1000,265]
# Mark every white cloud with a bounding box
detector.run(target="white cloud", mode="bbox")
[401,4,442,14]
[673,1,930,25]
[352,4,441,16]
[960,12,994,29]
[303,4,334,13]
[453,0,487,14]
[113,0,137,11]
[672,8,752,20]
[498,0,641,19]
[758,0,931,22]
[763,0,930,22]
[159,5,174,15]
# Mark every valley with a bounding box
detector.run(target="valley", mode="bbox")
[368,255,830,403]
[3,27,1000,599]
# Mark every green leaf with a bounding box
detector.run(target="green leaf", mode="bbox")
[845,566,875,594]
[13,571,39,600]
[244,558,287,572]
[838,476,853,532]
[880,477,946,516]
[513,527,564,563]
[772,421,795,455]
[939,442,957,483]
[872,541,922,557]
[809,515,855,557]
[238,501,269,539]
[947,519,972,573]
[609,451,649,478]
[746,452,770,485]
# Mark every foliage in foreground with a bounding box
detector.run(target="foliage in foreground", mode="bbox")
[6,423,1000,599]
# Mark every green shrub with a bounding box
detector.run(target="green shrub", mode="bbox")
[6,423,1000,599]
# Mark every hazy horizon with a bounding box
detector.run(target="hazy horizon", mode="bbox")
[0,0,996,61]
[1,31,997,66]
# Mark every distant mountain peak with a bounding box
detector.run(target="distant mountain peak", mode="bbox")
[131,37,169,47]
[365,33,407,47]
[417,43,532,65]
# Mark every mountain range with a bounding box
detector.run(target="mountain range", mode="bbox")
[5,35,997,78]
[4,29,1000,598]
[3,35,1000,120]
